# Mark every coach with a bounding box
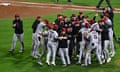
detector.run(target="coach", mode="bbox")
[9,14,24,54]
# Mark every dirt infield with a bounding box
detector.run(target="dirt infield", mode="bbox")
[0,5,63,18]
[0,0,120,18]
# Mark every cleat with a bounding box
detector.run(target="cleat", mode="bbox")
[88,62,91,65]
[51,62,56,66]
[37,54,41,57]
[76,62,81,65]
[107,58,111,63]
[62,64,67,67]
[46,61,50,65]
[38,61,43,65]
[33,56,38,59]
[101,55,104,59]
[81,64,87,67]
[19,49,24,53]
[99,62,103,65]
[102,59,105,63]
[111,53,115,57]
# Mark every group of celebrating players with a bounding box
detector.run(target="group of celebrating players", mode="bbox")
[9,7,116,67]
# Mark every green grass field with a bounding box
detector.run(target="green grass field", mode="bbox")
[17,0,120,8]
[0,10,120,72]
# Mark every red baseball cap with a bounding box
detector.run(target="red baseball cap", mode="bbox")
[75,21,80,25]
[79,11,83,14]
[104,13,109,17]
[57,14,62,17]
[46,23,53,29]
[72,14,76,17]
[64,16,67,18]
[37,16,41,19]
[15,14,20,17]
[44,19,49,24]
[89,19,95,24]
[85,23,90,28]
[84,16,89,19]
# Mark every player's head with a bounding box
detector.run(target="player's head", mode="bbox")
[85,23,90,28]
[59,17,64,23]
[75,21,80,26]
[37,16,42,21]
[79,11,83,15]
[57,14,63,19]
[89,19,95,25]
[98,19,105,25]
[15,14,20,20]
[104,13,109,19]
[46,23,53,30]
[84,16,89,20]
[44,19,49,25]
[71,14,77,20]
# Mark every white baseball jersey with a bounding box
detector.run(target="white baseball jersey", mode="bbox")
[89,31,98,42]
[79,27,90,41]
[47,29,58,42]
[35,22,46,34]
[105,19,112,31]
[88,31,99,49]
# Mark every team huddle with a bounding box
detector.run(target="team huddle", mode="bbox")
[9,7,116,67]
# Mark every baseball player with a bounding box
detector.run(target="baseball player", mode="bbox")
[102,7,117,41]
[32,16,46,58]
[68,14,78,60]
[77,23,90,64]
[9,14,24,54]
[31,16,41,58]
[38,19,49,65]
[46,24,58,66]
[72,21,81,56]
[90,20,103,57]
[58,28,71,67]
[101,19,111,63]
[83,28,103,66]
[104,13,115,57]
[77,11,84,22]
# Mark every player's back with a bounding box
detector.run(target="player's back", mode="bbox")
[89,31,98,43]
[47,29,58,42]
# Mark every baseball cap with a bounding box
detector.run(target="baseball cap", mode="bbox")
[44,19,49,24]
[79,11,83,14]
[104,13,109,17]
[37,16,41,19]
[15,14,20,17]
[85,23,90,28]
[72,14,76,17]
[46,23,53,29]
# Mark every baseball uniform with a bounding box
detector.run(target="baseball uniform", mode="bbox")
[58,31,71,66]
[32,22,46,58]
[46,28,58,66]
